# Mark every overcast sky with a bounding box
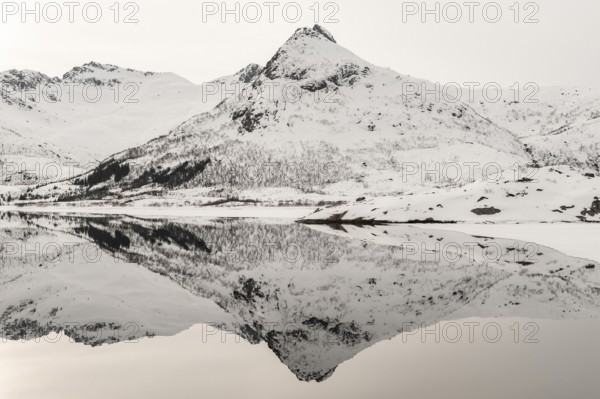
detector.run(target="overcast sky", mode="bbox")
[0,0,598,87]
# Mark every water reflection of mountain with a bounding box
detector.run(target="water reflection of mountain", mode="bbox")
[1,211,599,382]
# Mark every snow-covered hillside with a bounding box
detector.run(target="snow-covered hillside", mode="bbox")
[472,86,600,170]
[0,62,263,185]
[0,127,83,186]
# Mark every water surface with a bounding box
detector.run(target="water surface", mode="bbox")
[1,212,599,398]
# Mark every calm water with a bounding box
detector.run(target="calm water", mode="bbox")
[1,211,600,398]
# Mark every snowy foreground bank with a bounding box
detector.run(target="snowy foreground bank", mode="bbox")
[300,166,600,224]
[0,205,312,220]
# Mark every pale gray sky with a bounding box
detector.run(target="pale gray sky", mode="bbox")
[0,0,598,87]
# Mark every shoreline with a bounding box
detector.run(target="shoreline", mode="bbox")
[3,205,600,225]
[0,205,315,220]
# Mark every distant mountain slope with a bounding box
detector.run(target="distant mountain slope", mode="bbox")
[472,86,600,170]
[34,25,532,202]
[0,127,82,186]
[0,62,263,186]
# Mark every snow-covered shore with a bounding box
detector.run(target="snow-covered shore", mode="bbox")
[0,204,312,220]
[301,166,600,224]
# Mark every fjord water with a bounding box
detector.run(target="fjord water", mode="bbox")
[1,212,599,398]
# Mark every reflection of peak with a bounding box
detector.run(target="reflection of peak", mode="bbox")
[236,321,340,382]
[296,367,337,383]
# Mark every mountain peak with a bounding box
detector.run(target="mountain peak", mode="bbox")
[259,25,362,82]
[236,63,263,83]
[290,24,336,43]
[62,62,155,83]
[0,69,58,101]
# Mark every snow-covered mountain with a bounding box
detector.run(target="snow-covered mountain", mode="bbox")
[27,25,534,202]
[3,25,598,215]
[2,213,599,381]
[0,62,263,185]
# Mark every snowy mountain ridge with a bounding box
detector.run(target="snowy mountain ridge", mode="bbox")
[24,25,540,204]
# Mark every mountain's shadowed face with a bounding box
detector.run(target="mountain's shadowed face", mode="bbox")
[1,212,600,381]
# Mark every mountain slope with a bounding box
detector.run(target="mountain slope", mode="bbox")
[35,25,532,202]
[0,127,82,186]
[472,86,600,170]
[0,62,264,186]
